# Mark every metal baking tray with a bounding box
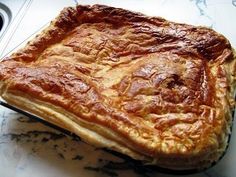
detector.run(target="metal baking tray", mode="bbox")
[0,98,234,175]
[0,20,235,176]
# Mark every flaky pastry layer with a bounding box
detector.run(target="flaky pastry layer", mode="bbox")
[0,5,236,170]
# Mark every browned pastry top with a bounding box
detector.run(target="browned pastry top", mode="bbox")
[0,5,235,160]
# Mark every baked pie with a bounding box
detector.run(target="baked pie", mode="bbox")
[0,5,235,170]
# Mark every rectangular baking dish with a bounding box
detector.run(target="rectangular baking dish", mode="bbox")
[0,21,235,176]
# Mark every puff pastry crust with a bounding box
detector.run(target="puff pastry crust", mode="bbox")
[0,5,236,170]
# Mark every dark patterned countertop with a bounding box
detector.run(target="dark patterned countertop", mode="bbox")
[0,0,236,177]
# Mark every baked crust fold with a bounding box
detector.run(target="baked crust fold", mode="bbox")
[0,4,235,170]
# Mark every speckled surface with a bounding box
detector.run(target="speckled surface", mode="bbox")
[0,0,236,177]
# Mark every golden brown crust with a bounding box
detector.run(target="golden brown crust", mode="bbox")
[0,4,235,170]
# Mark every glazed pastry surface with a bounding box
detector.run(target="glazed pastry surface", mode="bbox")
[0,5,235,170]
